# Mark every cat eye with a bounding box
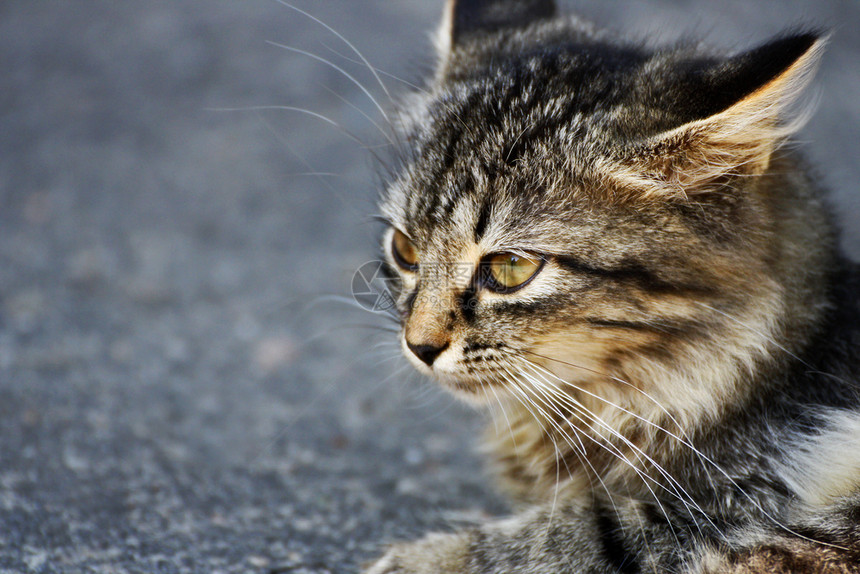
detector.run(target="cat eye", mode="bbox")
[483,252,543,293]
[391,229,419,271]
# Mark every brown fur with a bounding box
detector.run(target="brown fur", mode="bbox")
[366,1,859,572]
[697,541,860,574]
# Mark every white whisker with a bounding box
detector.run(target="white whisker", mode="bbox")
[267,42,392,127]
[516,360,712,543]
[485,376,521,454]
[510,366,686,546]
[320,41,431,95]
[208,105,370,148]
[517,353,850,550]
[694,301,818,372]
[273,0,392,99]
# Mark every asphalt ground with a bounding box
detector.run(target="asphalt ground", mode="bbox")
[1,1,858,572]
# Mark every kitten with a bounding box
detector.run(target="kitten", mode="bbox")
[366,0,860,572]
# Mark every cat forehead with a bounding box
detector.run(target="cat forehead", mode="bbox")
[383,40,703,223]
[381,169,572,253]
[382,73,612,242]
[434,31,706,135]
[426,43,645,144]
[381,16,824,248]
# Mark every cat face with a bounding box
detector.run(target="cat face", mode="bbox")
[381,137,719,400]
[379,0,828,409]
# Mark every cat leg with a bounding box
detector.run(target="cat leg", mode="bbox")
[690,539,860,574]
[363,532,472,574]
[364,500,663,574]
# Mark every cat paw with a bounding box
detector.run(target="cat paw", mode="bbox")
[363,532,471,574]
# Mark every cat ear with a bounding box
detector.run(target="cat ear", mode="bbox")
[615,33,827,200]
[435,0,556,58]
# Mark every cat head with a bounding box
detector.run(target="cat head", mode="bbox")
[378,0,831,416]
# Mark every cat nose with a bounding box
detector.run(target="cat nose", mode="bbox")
[407,340,449,367]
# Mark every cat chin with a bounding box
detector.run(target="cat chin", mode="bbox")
[399,347,514,403]
[430,371,508,405]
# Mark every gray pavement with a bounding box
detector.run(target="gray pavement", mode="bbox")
[1,1,858,572]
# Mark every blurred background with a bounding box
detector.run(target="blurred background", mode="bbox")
[0,1,857,572]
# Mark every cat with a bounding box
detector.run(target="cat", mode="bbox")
[364,0,860,572]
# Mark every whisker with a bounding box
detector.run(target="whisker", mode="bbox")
[207,105,370,148]
[519,351,722,531]
[496,367,645,528]
[523,359,716,512]
[516,360,714,539]
[318,85,396,146]
[694,301,818,372]
[320,41,431,95]
[521,349,687,437]
[287,171,344,178]
[306,291,400,322]
[510,366,686,546]
[267,42,392,127]
[518,354,848,550]
[484,376,521,454]
[340,323,399,334]
[488,371,580,569]
[502,368,620,498]
[504,123,535,165]
[477,382,504,443]
[245,108,350,201]
[274,0,392,99]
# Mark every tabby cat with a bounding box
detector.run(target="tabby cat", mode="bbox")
[365,0,860,572]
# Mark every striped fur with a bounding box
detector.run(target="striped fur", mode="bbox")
[367,1,860,572]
